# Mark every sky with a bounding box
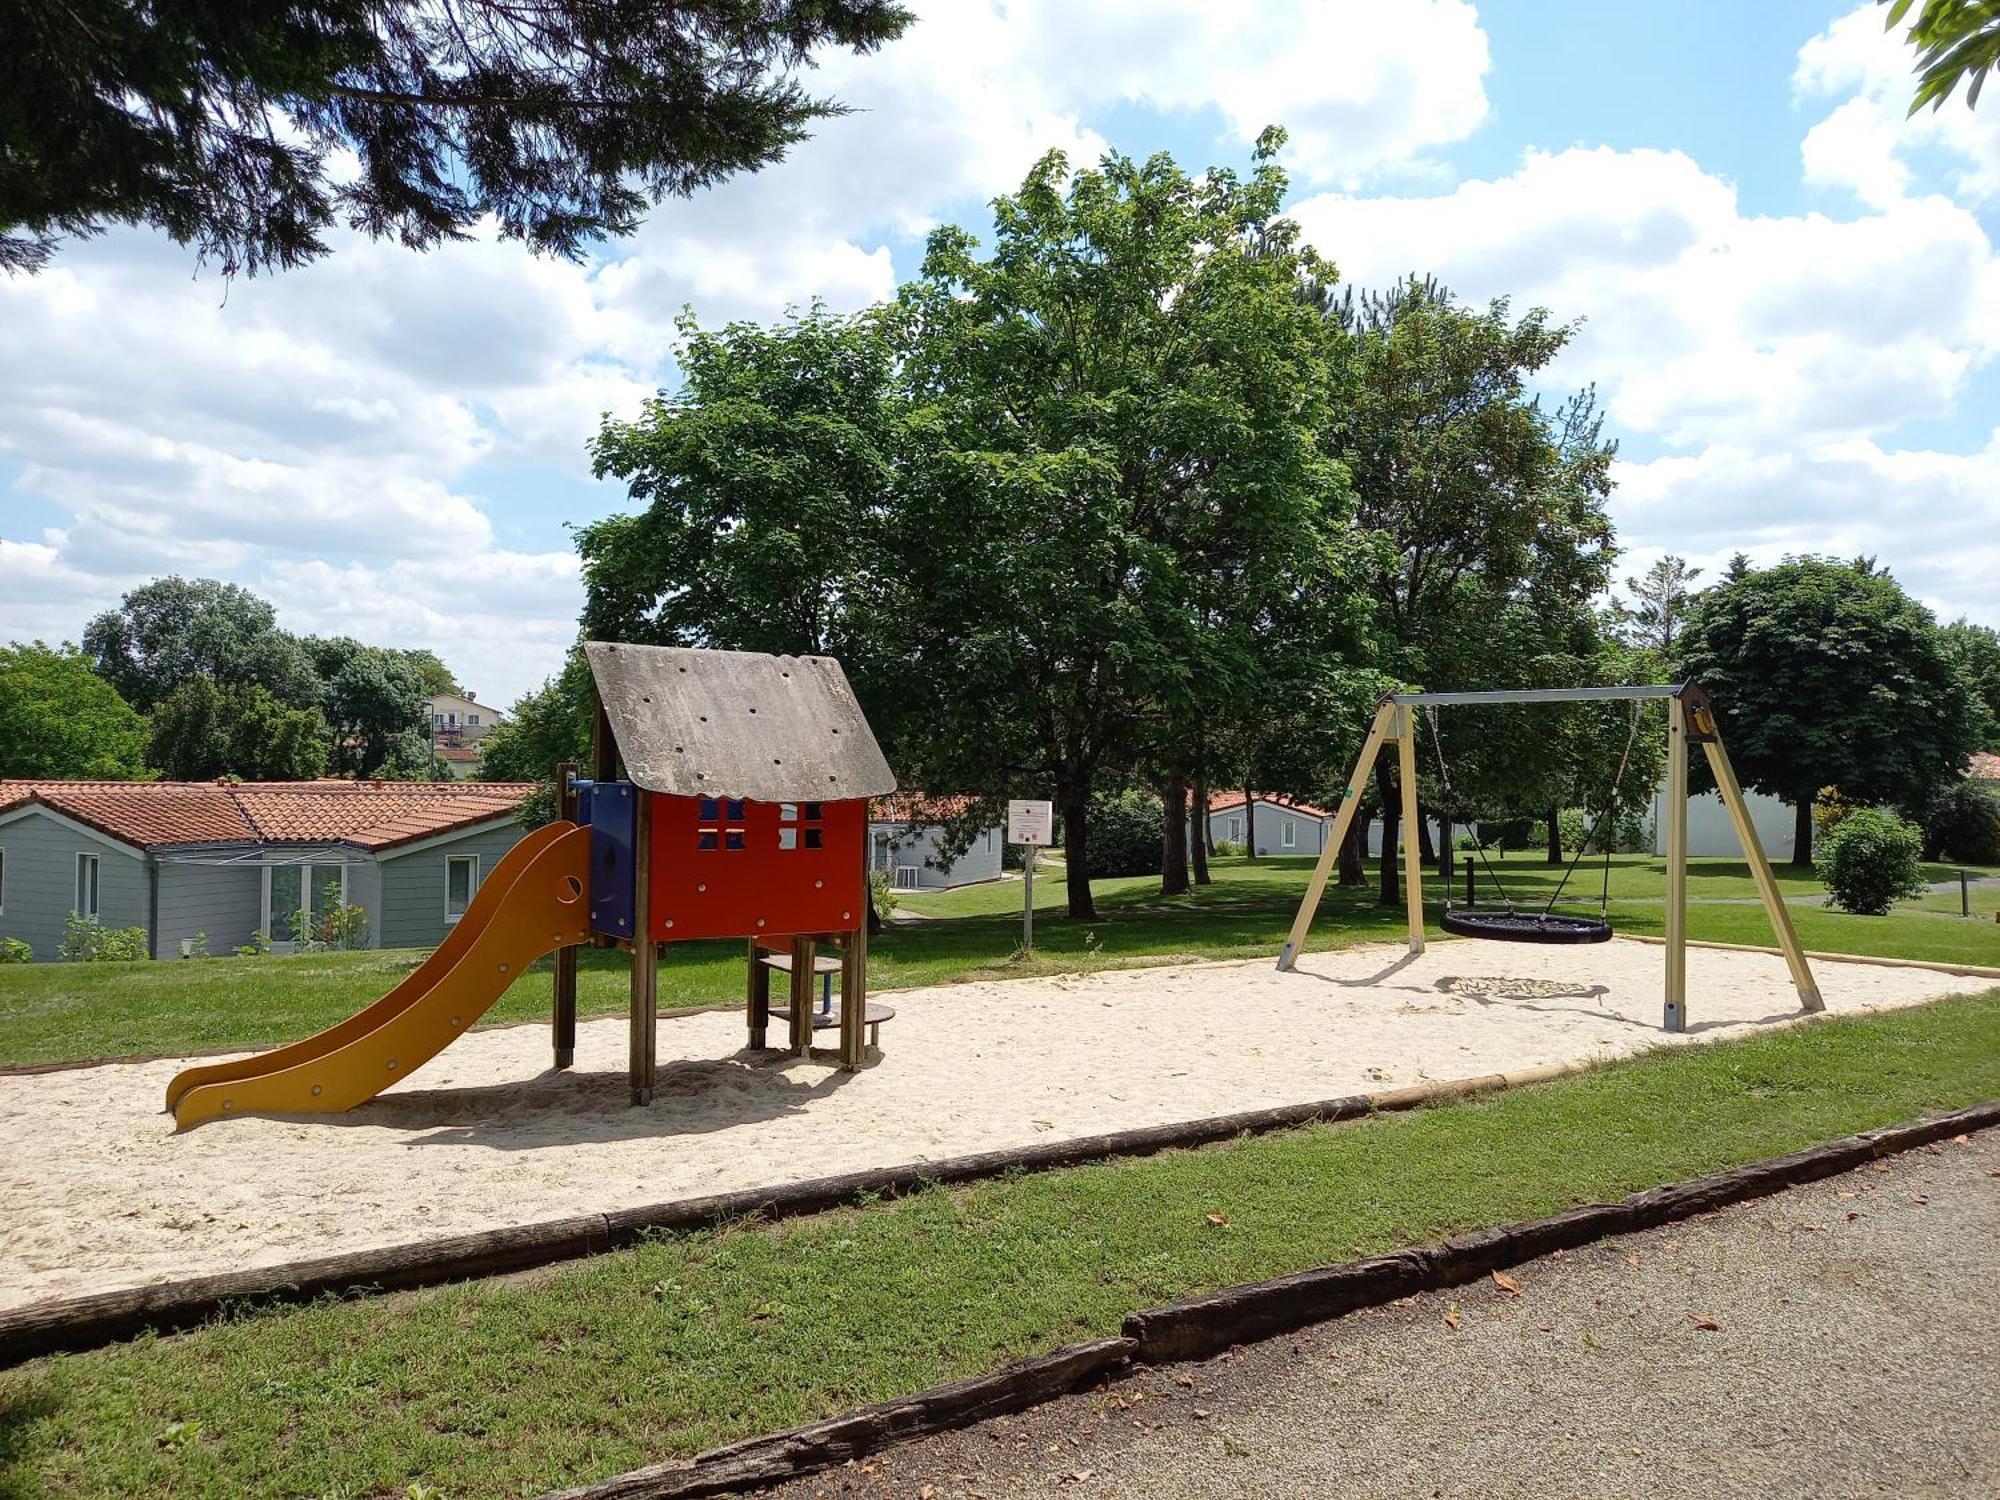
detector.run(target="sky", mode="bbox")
[3,0,1997,710]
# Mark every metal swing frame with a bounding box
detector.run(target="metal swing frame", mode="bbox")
[1275,683,1823,1032]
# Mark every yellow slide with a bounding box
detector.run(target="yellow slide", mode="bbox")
[168,823,593,1130]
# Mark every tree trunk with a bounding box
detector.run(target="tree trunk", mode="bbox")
[1338,815,1366,887]
[1417,803,1436,867]
[1546,803,1563,865]
[1189,772,1212,885]
[1244,787,1258,859]
[1793,799,1814,867]
[1160,773,1190,896]
[1375,761,1400,908]
[1061,787,1097,919]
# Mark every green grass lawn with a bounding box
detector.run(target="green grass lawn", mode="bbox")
[3,853,1997,1067]
[4,989,1996,1498]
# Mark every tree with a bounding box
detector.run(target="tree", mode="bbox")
[402,650,461,700]
[1615,555,1702,655]
[2,0,912,275]
[1325,277,1618,901]
[479,653,594,782]
[1674,556,1982,864]
[83,576,319,713]
[1883,0,2000,112]
[1941,618,2000,749]
[148,679,329,781]
[0,641,149,778]
[887,134,1344,917]
[305,637,435,776]
[583,306,904,663]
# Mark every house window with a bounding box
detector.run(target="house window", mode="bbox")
[74,853,100,917]
[263,862,349,944]
[1281,818,1297,849]
[445,854,480,922]
[433,713,445,728]
[468,713,480,726]
[1229,817,1243,841]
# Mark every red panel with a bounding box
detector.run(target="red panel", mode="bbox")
[646,794,866,942]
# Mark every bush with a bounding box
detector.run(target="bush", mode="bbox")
[1085,788,1164,877]
[1820,807,1926,916]
[234,930,273,958]
[1918,778,2000,865]
[868,868,899,916]
[0,937,31,963]
[57,914,149,961]
[1211,839,1243,858]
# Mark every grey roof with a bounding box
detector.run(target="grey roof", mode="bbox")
[584,642,897,801]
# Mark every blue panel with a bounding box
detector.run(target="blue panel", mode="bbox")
[589,780,637,939]
[572,777,594,827]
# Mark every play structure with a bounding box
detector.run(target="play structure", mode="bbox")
[165,643,898,1129]
[1278,683,1823,1032]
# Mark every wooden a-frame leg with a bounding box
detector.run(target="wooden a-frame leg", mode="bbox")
[1701,736,1823,1013]
[1278,701,1396,971]
[1664,697,1689,1033]
[1397,705,1426,956]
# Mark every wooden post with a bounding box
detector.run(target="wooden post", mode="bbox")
[552,759,579,1069]
[840,921,868,1071]
[1277,700,1395,970]
[746,938,770,1049]
[1397,705,1426,955]
[1664,696,1689,1032]
[1699,734,1823,1013]
[629,790,657,1104]
[788,935,816,1056]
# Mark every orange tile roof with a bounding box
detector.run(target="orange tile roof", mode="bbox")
[1205,791,1332,820]
[869,792,984,825]
[0,780,531,852]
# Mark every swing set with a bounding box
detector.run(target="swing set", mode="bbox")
[1276,683,1823,1032]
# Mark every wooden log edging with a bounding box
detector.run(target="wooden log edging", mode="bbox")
[541,1097,2000,1500]
[1622,931,2000,982]
[540,1338,1138,1500]
[2,1066,1597,1367]
[1122,1095,2000,1363]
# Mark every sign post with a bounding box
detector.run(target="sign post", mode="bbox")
[1007,799,1054,952]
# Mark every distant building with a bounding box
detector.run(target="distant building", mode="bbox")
[867,794,1005,890]
[1203,793,1334,856]
[0,780,531,961]
[428,692,506,778]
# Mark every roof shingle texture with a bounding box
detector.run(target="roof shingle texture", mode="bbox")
[0,780,531,851]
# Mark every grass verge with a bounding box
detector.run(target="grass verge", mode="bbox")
[3,987,1996,1498]
[5,854,1996,1067]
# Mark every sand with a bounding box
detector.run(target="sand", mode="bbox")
[0,939,1982,1310]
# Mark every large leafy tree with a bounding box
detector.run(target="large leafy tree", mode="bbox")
[1323,277,1618,900]
[1883,0,2000,111]
[304,637,437,776]
[2,0,912,275]
[1674,556,1982,864]
[83,576,318,713]
[0,641,150,778]
[1941,618,2000,749]
[888,134,1346,917]
[149,680,330,781]
[583,307,903,667]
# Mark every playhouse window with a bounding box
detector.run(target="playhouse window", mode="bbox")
[780,803,798,821]
[804,828,823,849]
[699,797,720,820]
[804,802,823,821]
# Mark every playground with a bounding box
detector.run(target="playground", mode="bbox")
[0,935,1978,1310]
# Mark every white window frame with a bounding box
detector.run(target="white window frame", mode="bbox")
[1281,818,1297,849]
[74,852,100,918]
[467,713,480,727]
[0,845,6,914]
[1229,817,1243,841]
[260,860,351,945]
[445,853,480,924]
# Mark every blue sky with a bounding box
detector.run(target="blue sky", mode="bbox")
[4,0,1996,707]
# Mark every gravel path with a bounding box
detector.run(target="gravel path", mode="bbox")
[773,1129,2000,1499]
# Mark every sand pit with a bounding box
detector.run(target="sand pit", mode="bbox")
[0,939,1984,1310]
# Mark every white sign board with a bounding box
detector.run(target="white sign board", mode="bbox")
[1007,799,1054,845]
